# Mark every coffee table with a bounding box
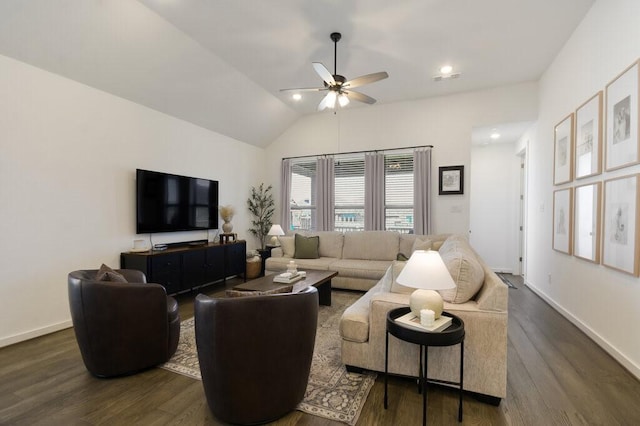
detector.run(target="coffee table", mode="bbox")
[232,270,337,306]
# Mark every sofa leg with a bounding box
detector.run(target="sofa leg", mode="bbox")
[345,365,365,374]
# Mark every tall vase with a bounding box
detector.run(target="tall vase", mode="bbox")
[222,220,233,234]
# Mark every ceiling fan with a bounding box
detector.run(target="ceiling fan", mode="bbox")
[281,32,389,111]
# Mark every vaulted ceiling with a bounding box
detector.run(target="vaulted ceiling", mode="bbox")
[0,0,594,147]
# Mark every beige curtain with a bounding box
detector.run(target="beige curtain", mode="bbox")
[413,148,432,234]
[315,157,335,231]
[365,152,385,230]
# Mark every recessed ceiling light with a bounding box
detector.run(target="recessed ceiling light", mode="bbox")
[292,93,302,101]
[440,65,453,74]
[490,132,501,140]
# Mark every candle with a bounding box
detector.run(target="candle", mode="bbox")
[420,309,435,327]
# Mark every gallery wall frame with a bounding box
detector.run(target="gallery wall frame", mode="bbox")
[602,174,640,276]
[438,165,464,195]
[605,60,640,171]
[573,182,601,263]
[575,92,603,179]
[553,188,573,254]
[554,114,574,185]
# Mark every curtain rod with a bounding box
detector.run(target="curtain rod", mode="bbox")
[282,144,433,161]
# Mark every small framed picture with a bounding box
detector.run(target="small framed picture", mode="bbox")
[603,174,640,276]
[575,92,603,179]
[439,165,464,195]
[553,188,573,254]
[605,60,640,171]
[554,113,574,185]
[573,182,601,263]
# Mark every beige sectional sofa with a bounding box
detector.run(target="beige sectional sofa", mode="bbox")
[265,230,444,291]
[340,234,508,404]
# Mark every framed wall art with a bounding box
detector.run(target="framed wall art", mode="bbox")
[439,165,464,195]
[573,182,602,263]
[575,92,603,179]
[602,174,640,276]
[605,60,640,171]
[554,114,574,185]
[553,188,573,254]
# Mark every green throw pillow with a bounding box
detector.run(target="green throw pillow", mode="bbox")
[294,234,320,259]
[397,252,409,261]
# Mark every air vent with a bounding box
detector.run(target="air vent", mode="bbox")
[433,73,461,82]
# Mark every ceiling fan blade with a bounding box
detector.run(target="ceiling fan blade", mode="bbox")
[344,71,389,89]
[312,62,336,86]
[343,90,377,105]
[279,87,325,92]
[317,91,337,111]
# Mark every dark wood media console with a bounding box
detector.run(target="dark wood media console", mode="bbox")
[120,240,246,295]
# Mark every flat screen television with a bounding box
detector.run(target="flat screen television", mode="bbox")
[136,169,219,234]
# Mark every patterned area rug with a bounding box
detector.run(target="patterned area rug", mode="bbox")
[161,290,376,425]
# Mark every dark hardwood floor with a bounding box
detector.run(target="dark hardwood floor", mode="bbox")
[2,275,640,425]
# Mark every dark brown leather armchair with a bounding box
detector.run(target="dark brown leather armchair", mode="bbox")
[195,286,318,425]
[68,269,180,377]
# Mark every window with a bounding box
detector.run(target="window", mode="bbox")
[334,155,365,232]
[284,147,429,233]
[289,160,316,231]
[384,154,414,233]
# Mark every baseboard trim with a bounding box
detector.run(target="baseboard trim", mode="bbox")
[0,320,72,348]
[525,280,640,380]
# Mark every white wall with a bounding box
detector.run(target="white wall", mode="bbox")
[527,0,640,376]
[470,142,521,273]
[0,55,265,347]
[265,82,538,236]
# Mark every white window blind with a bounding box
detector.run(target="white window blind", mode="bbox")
[334,154,365,232]
[384,154,414,233]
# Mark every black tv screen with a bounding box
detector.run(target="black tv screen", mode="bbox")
[136,169,219,234]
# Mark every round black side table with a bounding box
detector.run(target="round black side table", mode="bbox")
[384,306,465,425]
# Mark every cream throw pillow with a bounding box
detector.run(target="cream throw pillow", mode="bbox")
[438,249,484,303]
[411,238,433,253]
[389,260,414,295]
[278,236,295,257]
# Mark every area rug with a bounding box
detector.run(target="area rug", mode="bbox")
[161,290,376,425]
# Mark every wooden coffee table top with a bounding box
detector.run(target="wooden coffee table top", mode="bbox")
[233,269,338,293]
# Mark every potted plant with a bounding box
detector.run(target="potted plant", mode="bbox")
[247,183,274,250]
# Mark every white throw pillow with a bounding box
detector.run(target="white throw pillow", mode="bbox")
[411,238,433,253]
[278,236,295,257]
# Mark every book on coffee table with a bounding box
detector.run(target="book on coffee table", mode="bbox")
[273,272,304,284]
[395,312,452,332]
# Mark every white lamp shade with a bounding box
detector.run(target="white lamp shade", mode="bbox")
[396,250,455,319]
[267,224,285,236]
[396,250,456,290]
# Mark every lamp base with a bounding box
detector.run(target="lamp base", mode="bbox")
[270,236,280,246]
[410,289,444,319]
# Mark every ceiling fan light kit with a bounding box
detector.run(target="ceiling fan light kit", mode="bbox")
[433,72,461,82]
[281,32,389,111]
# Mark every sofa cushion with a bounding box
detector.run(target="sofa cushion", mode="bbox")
[294,234,320,259]
[438,238,484,303]
[266,256,335,271]
[342,231,399,261]
[302,231,344,258]
[278,236,295,257]
[95,264,128,283]
[329,259,392,280]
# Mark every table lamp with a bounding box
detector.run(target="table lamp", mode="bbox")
[267,224,285,246]
[396,250,456,319]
